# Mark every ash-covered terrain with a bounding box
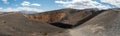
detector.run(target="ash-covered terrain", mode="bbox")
[0,8,120,36]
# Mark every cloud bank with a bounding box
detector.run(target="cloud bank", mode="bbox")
[21,1,41,7]
[0,1,43,13]
[0,7,44,12]
[31,3,41,6]
[21,1,30,6]
[55,0,120,9]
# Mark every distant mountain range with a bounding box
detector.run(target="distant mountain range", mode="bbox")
[0,8,100,14]
[0,10,42,14]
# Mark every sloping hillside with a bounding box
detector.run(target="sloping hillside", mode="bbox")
[0,12,69,36]
[69,9,120,36]
[24,8,104,28]
[0,8,120,36]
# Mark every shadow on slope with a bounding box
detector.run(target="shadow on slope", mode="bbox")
[50,10,105,29]
[0,34,12,36]
[50,22,73,29]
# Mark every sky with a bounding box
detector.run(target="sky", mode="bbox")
[0,0,120,12]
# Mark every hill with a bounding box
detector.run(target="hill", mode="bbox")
[0,12,66,36]
[0,8,120,36]
[69,8,120,36]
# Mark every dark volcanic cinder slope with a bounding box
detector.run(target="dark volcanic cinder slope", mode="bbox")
[69,9,120,36]
[1,8,120,36]
[23,8,93,23]
[23,8,105,29]
[0,12,70,36]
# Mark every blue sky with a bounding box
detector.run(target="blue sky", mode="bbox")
[0,0,120,12]
[0,0,65,11]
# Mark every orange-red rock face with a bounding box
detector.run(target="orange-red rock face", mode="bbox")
[24,12,66,23]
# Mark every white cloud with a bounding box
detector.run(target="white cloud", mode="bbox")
[0,8,2,10]
[16,7,44,12]
[101,0,120,7]
[1,0,9,4]
[0,7,3,11]
[21,1,41,7]
[0,7,44,12]
[55,0,120,9]
[21,1,30,6]
[31,3,41,6]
